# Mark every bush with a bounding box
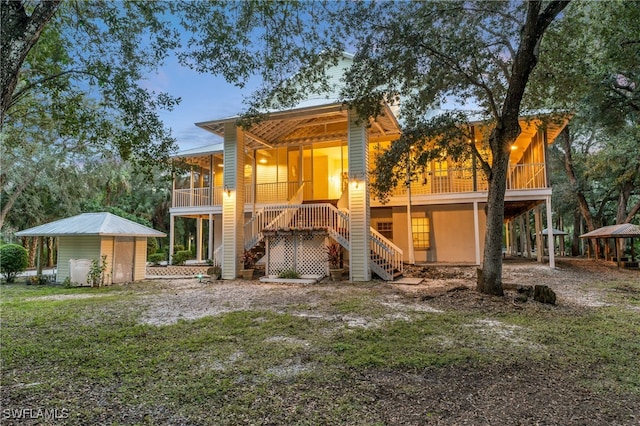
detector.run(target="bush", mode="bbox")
[148,253,165,265]
[147,237,159,256]
[278,269,300,279]
[172,250,192,265]
[173,245,185,254]
[0,244,29,283]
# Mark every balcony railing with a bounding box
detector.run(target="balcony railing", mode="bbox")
[172,164,547,208]
[390,163,546,197]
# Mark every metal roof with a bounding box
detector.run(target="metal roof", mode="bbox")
[580,223,640,239]
[15,213,166,237]
[542,228,568,236]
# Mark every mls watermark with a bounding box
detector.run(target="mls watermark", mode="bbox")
[2,407,69,421]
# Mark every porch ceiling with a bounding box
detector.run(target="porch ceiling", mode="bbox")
[196,103,402,150]
[504,199,543,221]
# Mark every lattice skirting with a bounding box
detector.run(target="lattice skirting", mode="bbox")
[266,234,328,277]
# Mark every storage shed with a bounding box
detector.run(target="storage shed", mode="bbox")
[15,212,166,285]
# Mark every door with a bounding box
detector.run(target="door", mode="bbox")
[113,237,134,283]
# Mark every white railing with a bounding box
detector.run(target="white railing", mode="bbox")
[388,163,546,198]
[251,202,402,280]
[172,187,211,207]
[370,227,404,281]
[244,184,306,250]
[254,181,302,204]
[507,163,546,190]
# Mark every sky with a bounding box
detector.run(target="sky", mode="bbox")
[143,54,260,153]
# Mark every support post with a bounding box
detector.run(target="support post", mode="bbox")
[534,206,543,263]
[169,215,175,265]
[196,216,203,262]
[545,196,555,268]
[348,109,371,282]
[473,201,481,265]
[221,124,245,279]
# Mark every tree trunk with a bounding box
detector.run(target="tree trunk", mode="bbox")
[0,0,60,127]
[571,210,581,256]
[478,141,510,296]
[476,0,569,295]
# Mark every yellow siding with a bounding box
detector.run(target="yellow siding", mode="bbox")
[57,236,101,283]
[100,237,114,285]
[133,237,147,281]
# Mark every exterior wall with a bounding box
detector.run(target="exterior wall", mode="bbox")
[57,236,101,283]
[133,237,147,281]
[373,203,487,264]
[100,237,115,285]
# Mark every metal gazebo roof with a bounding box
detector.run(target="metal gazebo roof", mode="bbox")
[542,228,568,236]
[579,224,640,239]
[15,213,166,237]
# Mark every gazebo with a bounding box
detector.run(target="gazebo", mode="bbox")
[541,228,569,256]
[15,212,166,285]
[579,223,640,268]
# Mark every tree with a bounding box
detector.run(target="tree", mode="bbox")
[179,1,569,295]
[346,1,570,295]
[535,0,640,238]
[1,1,179,170]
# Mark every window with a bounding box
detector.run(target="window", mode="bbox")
[412,217,431,249]
[377,222,393,239]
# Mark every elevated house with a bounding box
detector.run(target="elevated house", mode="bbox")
[169,53,568,281]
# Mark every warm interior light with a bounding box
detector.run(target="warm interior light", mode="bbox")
[510,145,518,150]
[259,158,267,164]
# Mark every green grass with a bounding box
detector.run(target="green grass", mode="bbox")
[1,280,639,424]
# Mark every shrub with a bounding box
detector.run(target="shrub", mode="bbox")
[278,269,300,279]
[172,250,192,265]
[173,245,185,254]
[148,253,165,265]
[147,237,159,256]
[0,244,29,283]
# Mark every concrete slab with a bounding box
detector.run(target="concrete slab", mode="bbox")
[394,277,424,285]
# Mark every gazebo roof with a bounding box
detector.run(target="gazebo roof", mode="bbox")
[542,228,568,236]
[579,223,640,239]
[15,213,166,237]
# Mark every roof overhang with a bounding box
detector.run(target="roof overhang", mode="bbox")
[195,102,402,150]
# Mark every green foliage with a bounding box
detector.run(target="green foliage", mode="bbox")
[172,250,192,266]
[0,244,28,282]
[148,253,165,265]
[278,269,300,279]
[147,237,159,257]
[87,256,108,287]
[173,245,185,254]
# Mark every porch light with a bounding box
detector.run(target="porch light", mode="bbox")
[225,185,231,197]
[510,145,518,150]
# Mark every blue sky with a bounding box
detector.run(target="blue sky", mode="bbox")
[143,54,260,152]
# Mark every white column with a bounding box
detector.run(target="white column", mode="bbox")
[534,206,543,262]
[196,217,203,262]
[473,201,481,265]
[545,196,555,268]
[208,213,214,261]
[348,110,371,282]
[169,215,175,265]
[221,123,245,279]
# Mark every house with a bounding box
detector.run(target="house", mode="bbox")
[15,212,166,285]
[169,54,568,281]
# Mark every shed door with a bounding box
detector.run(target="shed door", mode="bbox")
[113,237,134,283]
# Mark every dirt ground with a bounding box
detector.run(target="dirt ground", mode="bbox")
[20,257,640,425]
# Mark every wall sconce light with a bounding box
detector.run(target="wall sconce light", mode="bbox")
[350,173,364,189]
[224,185,231,197]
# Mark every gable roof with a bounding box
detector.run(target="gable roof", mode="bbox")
[15,213,166,237]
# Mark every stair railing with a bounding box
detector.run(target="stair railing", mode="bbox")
[369,228,404,280]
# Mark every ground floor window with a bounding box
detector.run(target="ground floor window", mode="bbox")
[376,222,393,239]
[412,217,431,249]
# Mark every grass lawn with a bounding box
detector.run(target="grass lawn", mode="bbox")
[1,267,639,425]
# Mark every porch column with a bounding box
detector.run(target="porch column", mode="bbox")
[348,110,371,282]
[545,196,555,268]
[534,206,543,263]
[208,213,214,261]
[473,201,481,265]
[196,216,203,262]
[169,215,175,265]
[221,123,246,279]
